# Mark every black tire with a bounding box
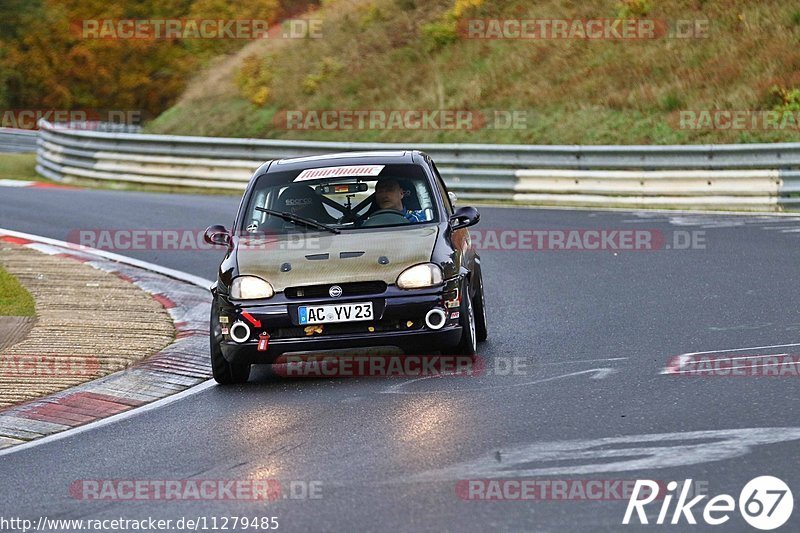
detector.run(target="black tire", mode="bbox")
[210,302,251,384]
[444,281,477,357]
[474,275,488,343]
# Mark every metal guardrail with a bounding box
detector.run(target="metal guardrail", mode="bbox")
[36,120,800,210]
[0,128,38,153]
[1,124,139,154]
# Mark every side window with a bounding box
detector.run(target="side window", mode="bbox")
[429,161,453,216]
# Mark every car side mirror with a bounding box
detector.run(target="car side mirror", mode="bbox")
[449,206,479,230]
[204,225,231,247]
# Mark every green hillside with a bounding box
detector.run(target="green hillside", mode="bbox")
[146,0,800,145]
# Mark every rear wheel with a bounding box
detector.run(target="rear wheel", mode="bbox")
[210,302,251,384]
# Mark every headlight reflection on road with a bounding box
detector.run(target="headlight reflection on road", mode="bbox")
[387,397,471,458]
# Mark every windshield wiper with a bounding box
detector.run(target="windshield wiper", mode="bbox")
[255,207,340,234]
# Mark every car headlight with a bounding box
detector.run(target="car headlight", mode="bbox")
[230,276,274,299]
[396,263,444,290]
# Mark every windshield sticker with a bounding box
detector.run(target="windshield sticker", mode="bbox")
[295,165,385,181]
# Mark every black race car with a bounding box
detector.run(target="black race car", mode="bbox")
[205,150,487,384]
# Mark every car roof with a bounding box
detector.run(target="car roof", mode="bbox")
[265,150,421,173]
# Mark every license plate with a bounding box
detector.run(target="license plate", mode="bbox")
[298,302,373,325]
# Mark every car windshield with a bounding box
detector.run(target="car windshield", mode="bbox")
[240,163,439,235]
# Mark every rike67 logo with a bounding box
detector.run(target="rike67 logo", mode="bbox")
[623,476,793,530]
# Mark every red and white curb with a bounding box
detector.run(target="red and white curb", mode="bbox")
[0,229,213,453]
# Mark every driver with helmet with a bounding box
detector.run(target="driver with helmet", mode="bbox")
[373,177,427,223]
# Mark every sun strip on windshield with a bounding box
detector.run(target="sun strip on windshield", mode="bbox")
[294,165,385,181]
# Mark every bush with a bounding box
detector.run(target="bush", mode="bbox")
[237,55,274,106]
[422,20,459,51]
[768,85,800,112]
[300,56,343,96]
[616,0,652,18]
[421,0,484,52]
[660,92,685,112]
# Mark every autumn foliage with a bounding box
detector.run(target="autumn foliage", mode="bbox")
[0,0,318,121]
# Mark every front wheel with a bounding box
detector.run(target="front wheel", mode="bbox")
[444,282,477,357]
[474,275,488,343]
[210,302,251,384]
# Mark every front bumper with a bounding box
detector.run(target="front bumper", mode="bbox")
[214,281,463,364]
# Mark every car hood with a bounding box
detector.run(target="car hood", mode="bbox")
[236,226,439,292]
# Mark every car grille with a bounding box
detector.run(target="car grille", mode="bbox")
[284,281,387,299]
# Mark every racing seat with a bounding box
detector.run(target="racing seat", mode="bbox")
[275,185,338,224]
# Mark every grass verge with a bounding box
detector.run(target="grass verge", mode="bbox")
[0,153,39,181]
[0,266,36,317]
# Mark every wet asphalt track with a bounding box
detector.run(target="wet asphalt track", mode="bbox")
[1,186,799,532]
